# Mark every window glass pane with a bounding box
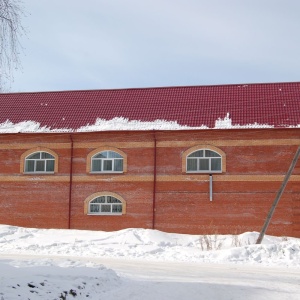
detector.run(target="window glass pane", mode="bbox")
[27,153,40,159]
[41,152,54,159]
[91,197,105,203]
[101,204,111,213]
[199,159,209,170]
[187,158,197,171]
[25,160,35,172]
[108,151,122,158]
[36,160,45,172]
[112,205,122,213]
[211,158,221,171]
[46,160,55,172]
[112,197,121,203]
[103,160,113,171]
[92,159,101,171]
[188,150,203,158]
[205,150,221,157]
[90,204,100,213]
[94,152,107,158]
[114,159,123,171]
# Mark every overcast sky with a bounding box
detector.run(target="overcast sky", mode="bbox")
[10,0,300,92]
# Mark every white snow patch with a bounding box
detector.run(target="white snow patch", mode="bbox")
[0,120,51,133]
[0,225,299,266]
[0,225,300,299]
[215,113,274,129]
[1,113,297,133]
[77,117,208,131]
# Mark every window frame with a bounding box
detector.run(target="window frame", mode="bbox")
[88,195,123,215]
[84,192,126,216]
[186,149,222,173]
[87,147,127,174]
[182,145,226,174]
[21,148,58,174]
[91,151,123,173]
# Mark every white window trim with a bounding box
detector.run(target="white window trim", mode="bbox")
[88,195,123,215]
[24,152,55,174]
[90,151,124,174]
[186,149,222,173]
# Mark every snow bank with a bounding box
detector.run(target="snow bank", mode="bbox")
[0,262,121,299]
[1,225,300,299]
[0,225,299,267]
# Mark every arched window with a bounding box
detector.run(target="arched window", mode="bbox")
[24,151,55,173]
[91,151,123,173]
[187,149,222,173]
[88,195,123,215]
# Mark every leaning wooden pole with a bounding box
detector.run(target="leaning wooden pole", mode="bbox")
[256,146,300,244]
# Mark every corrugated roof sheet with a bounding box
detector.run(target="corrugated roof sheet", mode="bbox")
[0,82,300,129]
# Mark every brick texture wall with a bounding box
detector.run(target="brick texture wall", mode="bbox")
[0,129,299,237]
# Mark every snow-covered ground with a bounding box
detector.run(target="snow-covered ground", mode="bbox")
[0,225,299,299]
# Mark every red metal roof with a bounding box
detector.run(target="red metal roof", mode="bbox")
[0,82,300,129]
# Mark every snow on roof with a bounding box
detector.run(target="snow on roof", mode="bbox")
[0,116,282,133]
[1,82,300,133]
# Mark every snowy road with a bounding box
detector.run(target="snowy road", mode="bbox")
[77,257,300,299]
[1,254,300,300]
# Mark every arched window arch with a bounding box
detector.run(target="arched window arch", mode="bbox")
[84,192,126,215]
[87,147,127,173]
[21,148,58,174]
[92,151,123,172]
[182,145,226,173]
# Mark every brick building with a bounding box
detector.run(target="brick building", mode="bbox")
[0,82,300,236]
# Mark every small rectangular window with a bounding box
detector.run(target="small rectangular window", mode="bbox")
[92,159,101,172]
[112,205,122,213]
[103,160,113,171]
[199,159,209,170]
[114,159,123,171]
[90,204,100,213]
[101,204,111,213]
[211,158,221,171]
[187,158,198,171]
[46,160,55,172]
[36,160,45,172]
[25,160,35,172]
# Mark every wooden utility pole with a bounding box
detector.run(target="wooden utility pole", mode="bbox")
[256,146,300,244]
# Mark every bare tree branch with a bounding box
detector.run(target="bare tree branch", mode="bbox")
[0,0,25,91]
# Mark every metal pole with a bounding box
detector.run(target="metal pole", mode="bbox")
[209,174,213,201]
[256,146,300,244]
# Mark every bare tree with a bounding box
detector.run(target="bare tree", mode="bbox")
[0,0,25,91]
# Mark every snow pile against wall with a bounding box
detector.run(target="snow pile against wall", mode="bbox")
[0,113,288,133]
[0,225,300,266]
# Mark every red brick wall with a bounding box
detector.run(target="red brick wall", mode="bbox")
[0,129,299,237]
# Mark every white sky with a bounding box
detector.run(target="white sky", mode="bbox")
[10,0,300,92]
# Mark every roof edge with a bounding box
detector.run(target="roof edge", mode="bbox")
[2,80,300,95]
